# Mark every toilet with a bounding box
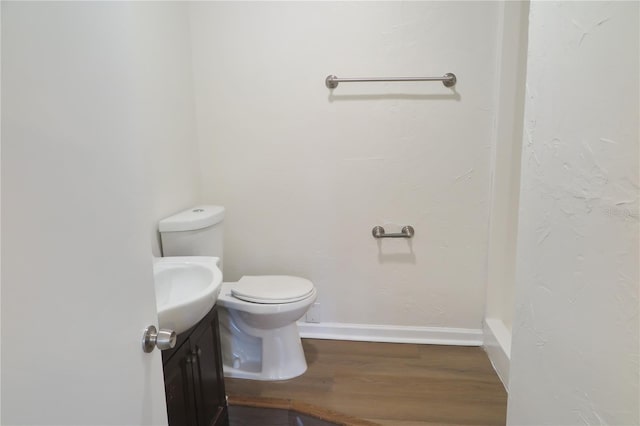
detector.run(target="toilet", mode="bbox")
[159,206,317,381]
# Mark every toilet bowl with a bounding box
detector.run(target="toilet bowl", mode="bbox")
[216,276,317,381]
[158,206,317,381]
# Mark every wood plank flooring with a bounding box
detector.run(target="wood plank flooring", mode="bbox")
[228,405,340,426]
[228,396,379,426]
[225,339,507,426]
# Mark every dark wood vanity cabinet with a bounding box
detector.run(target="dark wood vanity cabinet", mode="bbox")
[162,306,228,426]
[163,340,198,426]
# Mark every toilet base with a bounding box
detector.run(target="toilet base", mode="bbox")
[219,308,309,381]
[223,359,307,381]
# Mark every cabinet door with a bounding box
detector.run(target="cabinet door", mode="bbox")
[163,341,198,426]
[191,307,228,426]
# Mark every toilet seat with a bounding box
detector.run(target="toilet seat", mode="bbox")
[231,276,315,304]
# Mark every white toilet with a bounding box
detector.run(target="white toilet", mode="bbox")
[159,206,317,381]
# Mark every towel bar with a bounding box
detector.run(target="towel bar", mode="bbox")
[326,73,456,89]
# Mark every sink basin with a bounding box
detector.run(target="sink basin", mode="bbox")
[153,256,223,335]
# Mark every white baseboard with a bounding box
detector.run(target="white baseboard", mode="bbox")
[297,321,483,346]
[483,318,511,391]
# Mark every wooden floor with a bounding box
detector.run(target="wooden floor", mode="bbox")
[225,339,507,426]
[228,405,339,426]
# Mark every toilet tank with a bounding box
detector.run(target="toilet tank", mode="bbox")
[159,206,225,264]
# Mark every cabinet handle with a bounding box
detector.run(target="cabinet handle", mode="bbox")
[189,348,201,362]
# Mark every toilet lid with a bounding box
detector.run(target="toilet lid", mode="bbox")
[231,276,315,304]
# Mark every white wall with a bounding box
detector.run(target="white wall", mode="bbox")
[0,3,3,419]
[508,2,639,424]
[136,3,201,257]
[189,1,500,339]
[483,0,529,388]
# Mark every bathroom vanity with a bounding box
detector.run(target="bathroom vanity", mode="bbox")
[161,305,228,426]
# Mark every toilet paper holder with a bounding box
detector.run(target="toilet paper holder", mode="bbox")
[372,225,415,239]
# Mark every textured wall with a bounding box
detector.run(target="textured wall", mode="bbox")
[508,2,639,424]
[189,2,500,330]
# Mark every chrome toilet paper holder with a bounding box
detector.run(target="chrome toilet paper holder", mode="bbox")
[372,225,415,239]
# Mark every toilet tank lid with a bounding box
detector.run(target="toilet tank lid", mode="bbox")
[158,205,225,232]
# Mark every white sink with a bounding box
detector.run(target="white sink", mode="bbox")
[153,256,223,335]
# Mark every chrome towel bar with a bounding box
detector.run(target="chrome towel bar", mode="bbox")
[325,73,456,89]
[372,226,415,239]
